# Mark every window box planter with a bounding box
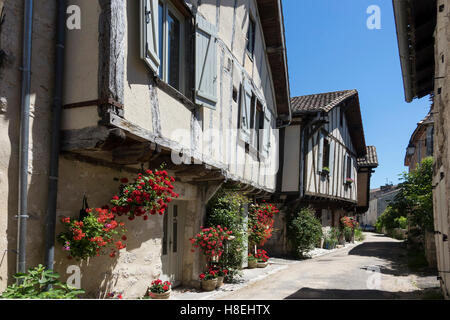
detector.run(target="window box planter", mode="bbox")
[345,178,354,185]
[320,167,330,176]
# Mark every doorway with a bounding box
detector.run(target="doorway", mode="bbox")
[161,202,185,287]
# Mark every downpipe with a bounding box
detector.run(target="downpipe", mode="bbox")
[44,0,66,271]
[17,0,33,276]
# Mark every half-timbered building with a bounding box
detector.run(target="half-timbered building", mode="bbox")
[264,90,377,256]
[0,0,290,297]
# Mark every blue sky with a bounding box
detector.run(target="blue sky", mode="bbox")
[282,0,432,188]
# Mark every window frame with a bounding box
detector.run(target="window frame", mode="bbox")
[158,0,185,94]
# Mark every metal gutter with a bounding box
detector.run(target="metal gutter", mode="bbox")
[45,0,66,271]
[393,0,414,102]
[17,0,33,276]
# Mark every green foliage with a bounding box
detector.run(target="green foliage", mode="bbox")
[395,216,408,229]
[287,207,323,258]
[376,157,433,237]
[323,227,340,249]
[400,157,434,232]
[342,226,353,242]
[376,206,405,232]
[0,265,85,299]
[354,228,365,241]
[206,189,248,281]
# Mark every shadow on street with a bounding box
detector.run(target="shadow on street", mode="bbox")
[283,287,432,300]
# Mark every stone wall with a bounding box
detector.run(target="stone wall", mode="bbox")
[0,0,56,291]
[432,0,450,299]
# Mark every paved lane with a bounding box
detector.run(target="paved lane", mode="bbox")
[218,233,439,299]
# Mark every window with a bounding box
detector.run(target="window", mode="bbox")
[346,155,352,179]
[254,102,264,152]
[158,1,184,91]
[246,17,256,56]
[322,138,330,169]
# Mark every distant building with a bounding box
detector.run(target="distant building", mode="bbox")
[404,109,434,172]
[360,184,400,227]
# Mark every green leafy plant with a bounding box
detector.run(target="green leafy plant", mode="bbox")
[287,207,323,258]
[354,228,365,241]
[205,189,248,281]
[0,265,85,299]
[323,227,340,249]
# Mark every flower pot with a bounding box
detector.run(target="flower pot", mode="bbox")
[149,290,171,300]
[248,260,257,269]
[201,279,218,292]
[257,262,268,268]
[216,276,224,288]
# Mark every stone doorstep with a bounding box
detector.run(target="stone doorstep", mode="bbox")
[170,242,362,300]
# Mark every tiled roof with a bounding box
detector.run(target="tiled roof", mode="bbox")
[290,90,357,115]
[357,146,378,168]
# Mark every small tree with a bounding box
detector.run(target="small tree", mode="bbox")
[288,207,323,258]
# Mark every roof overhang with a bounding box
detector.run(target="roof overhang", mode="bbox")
[257,0,292,125]
[393,0,437,102]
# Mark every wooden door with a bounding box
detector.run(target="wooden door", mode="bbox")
[161,202,185,287]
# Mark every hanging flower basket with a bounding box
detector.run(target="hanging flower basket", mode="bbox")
[110,170,179,221]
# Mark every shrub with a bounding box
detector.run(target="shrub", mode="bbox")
[354,228,365,241]
[0,265,85,299]
[288,207,323,258]
[205,189,248,280]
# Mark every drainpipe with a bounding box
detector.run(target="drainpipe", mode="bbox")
[44,0,66,271]
[17,0,33,275]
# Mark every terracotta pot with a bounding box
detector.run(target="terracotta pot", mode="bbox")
[248,260,257,269]
[149,290,171,299]
[216,276,224,288]
[257,261,268,268]
[201,278,218,291]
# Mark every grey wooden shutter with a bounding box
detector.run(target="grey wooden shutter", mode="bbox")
[195,14,218,109]
[140,0,160,74]
[262,107,271,157]
[240,79,252,143]
[318,132,324,172]
[350,156,355,180]
[329,139,335,174]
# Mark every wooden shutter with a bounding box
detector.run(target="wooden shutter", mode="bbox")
[350,156,355,180]
[329,139,335,175]
[140,0,160,74]
[262,107,271,157]
[195,14,218,109]
[239,79,252,143]
[318,132,324,172]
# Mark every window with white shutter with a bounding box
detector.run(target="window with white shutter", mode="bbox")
[262,107,271,157]
[195,14,218,109]
[140,0,160,75]
[328,140,335,175]
[318,132,324,172]
[239,79,252,144]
